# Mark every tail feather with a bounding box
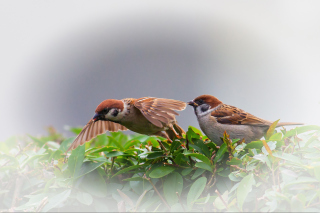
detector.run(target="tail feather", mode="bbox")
[276,122,304,127]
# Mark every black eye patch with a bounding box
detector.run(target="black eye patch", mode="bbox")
[196,99,204,105]
[112,109,119,117]
[200,104,209,112]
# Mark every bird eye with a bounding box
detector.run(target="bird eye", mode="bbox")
[112,109,119,117]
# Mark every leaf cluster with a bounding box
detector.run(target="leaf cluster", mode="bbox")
[1,125,320,212]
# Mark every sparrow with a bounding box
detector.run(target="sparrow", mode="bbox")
[67,97,186,152]
[188,95,303,145]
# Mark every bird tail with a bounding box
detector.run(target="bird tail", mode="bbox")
[276,122,304,127]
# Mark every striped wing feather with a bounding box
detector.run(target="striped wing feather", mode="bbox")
[212,104,271,126]
[134,97,186,128]
[67,120,127,152]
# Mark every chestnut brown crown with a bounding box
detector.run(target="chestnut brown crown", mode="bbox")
[192,95,223,108]
[95,99,124,113]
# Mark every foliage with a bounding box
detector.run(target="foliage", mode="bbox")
[1,124,320,212]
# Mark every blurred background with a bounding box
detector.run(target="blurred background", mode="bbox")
[1,1,320,141]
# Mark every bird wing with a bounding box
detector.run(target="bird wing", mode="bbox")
[133,97,186,128]
[211,104,271,126]
[67,119,127,152]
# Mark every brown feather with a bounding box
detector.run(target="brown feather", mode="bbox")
[133,97,186,128]
[67,120,128,152]
[212,104,271,126]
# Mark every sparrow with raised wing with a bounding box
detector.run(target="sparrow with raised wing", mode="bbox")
[188,95,303,145]
[67,97,186,152]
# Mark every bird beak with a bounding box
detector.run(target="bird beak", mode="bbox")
[92,113,100,121]
[187,100,198,107]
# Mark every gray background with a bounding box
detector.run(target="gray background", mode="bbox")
[1,1,319,141]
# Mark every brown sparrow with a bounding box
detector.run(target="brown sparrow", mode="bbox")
[188,95,303,145]
[67,97,186,152]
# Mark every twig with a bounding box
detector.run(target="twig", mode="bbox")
[110,157,115,174]
[144,176,170,210]
[215,190,228,210]
[157,140,167,152]
[11,176,24,209]
[35,197,48,212]
[230,165,247,173]
[176,192,186,212]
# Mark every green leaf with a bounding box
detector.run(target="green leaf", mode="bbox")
[149,166,176,178]
[147,151,164,159]
[76,191,93,206]
[59,137,75,153]
[245,141,263,149]
[129,174,154,194]
[266,119,280,140]
[273,152,303,166]
[80,169,107,197]
[237,173,255,210]
[227,157,242,165]
[42,189,71,212]
[104,151,124,157]
[163,172,183,206]
[214,143,227,163]
[187,177,207,209]
[68,144,85,178]
[195,162,213,172]
[112,165,142,178]
[190,138,211,158]
[186,126,201,142]
[269,132,282,141]
[185,153,211,165]
[181,168,193,176]
[191,168,205,180]
[284,125,320,138]
[75,160,106,179]
[117,189,134,208]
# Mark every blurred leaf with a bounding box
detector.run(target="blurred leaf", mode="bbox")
[284,125,320,138]
[181,168,193,176]
[149,166,175,178]
[269,132,282,141]
[76,191,93,206]
[42,189,71,212]
[80,169,107,197]
[117,189,134,208]
[130,174,153,194]
[266,119,280,140]
[237,173,255,210]
[68,144,85,178]
[191,168,205,180]
[59,137,75,153]
[187,177,207,209]
[163,172,183,206]
[214,190,228,210]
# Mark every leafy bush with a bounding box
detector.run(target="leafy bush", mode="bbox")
[1,124,320,212]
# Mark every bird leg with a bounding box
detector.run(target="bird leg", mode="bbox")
[169,125,182,139]
[155,131,173,152]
